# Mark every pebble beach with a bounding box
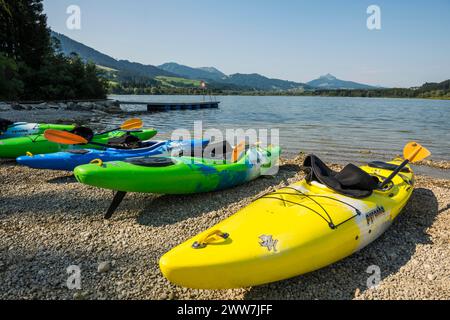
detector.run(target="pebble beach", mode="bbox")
[1,154,449,300]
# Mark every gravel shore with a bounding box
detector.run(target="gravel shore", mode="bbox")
[0,100,122,125]
[0,155,449,300]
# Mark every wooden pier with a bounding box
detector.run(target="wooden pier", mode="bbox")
[118,101,220,112]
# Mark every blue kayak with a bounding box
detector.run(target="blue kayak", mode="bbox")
[16,139,208,171]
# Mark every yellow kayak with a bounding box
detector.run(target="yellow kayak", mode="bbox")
[160,158,415,289]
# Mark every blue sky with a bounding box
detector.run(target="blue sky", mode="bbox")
[43,0,450,87]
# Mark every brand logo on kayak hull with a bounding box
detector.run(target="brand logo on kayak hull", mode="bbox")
[259,235,278,252]
[365,206,386,226]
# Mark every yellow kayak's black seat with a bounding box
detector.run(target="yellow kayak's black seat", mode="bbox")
[303,155,380,198]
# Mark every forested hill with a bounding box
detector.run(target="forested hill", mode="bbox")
[52,31,177,80]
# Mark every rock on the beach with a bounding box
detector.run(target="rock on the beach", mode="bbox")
[97,100,122,113]
[73,291,90,300]
[77,102,94,111]
[2,100,123,114]
[0,102,11,111]
[98,261,112,273]
[11,104,25,110]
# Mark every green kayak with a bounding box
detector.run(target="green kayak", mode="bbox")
[74,142,281,194]
[0,120,75,139]
[0,128,157,159]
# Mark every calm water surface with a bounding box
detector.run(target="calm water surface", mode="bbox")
[105,95,450,176]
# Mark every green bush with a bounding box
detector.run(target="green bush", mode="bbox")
[0,54,24,100]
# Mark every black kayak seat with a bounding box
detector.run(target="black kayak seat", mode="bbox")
[107,132,141,146]
[368,161,410,173]
[71,126,94,141]
[126,157,175,167]
[303,155,380,199]
[186,140,234,161]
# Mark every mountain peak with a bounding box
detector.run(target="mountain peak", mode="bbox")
[307,74,377,90]
[158,62,227,81]
[320,73,337,81]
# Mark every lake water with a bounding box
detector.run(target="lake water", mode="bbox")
[106,95,450,176]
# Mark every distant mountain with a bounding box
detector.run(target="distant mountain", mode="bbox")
[51,32,386,92]
[307,74,378,90]
[226,73,309,91]
[159,62,309,91]
[51,31,176,80]
[158,62,227,81]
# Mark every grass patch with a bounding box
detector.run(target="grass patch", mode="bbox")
[156,76,202,88]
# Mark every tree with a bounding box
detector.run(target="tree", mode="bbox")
[0,53,24,99]
[0,0,52,69]
[0,0,107,100]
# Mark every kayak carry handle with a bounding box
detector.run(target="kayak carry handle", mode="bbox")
[90,159,104,167]
[192,230,229,249]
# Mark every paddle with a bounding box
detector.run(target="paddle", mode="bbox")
[44,129,116,148]
[44,118,143,147]
[231,141,247,163]
[98,118,143,135]
[379,142,431,188]
[44,129,131,150]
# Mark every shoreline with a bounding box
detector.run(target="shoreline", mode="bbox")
[109,93,450,101]
[1,103,450,173]
[0,155,449,300]
[0,100,123,125]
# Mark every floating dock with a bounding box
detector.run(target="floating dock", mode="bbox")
[118,101,220,112]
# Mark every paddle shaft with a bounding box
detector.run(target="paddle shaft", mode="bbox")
[380,159,409,188]
[98,127,130,135]
[97,119,142,135]
[79,140,129,150]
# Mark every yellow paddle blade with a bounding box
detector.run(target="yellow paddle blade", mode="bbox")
[403,142,431,163]
[44,129,89,145]
[120,118,143,130]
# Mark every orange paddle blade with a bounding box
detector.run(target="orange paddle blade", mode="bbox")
[403,142,431,163]
[232,141,246,163]
[44,129,89,145]
[121,118,143,130]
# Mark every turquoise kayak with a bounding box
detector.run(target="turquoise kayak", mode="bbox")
[0,119,75,139]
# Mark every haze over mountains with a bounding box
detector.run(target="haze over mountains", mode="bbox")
[52,31,381,91]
